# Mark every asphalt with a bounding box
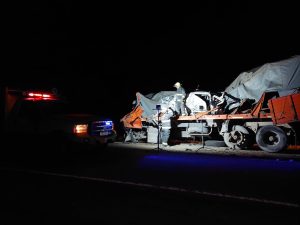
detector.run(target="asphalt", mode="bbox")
[116,141,300,160]
[1,170,299,225]
[1,142,299,224]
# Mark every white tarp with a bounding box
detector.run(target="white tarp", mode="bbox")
[225,55,300,102]
[137,91,176,125]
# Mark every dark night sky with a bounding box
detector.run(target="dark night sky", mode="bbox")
[5,1,300,123]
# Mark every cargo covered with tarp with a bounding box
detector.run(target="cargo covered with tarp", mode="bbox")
[121,91,176,128]
[225,55,300,103]
[121,56,300,130]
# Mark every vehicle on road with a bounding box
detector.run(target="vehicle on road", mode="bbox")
[121,56,300,153]
[1,87,117,150]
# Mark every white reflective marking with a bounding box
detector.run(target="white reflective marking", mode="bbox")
[2,167,299,208]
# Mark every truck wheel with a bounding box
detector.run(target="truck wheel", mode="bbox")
[256,125,287,153]
[223,125,253,150]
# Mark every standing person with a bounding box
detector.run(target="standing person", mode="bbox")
[173,82,186,115]
[160,108,174,147]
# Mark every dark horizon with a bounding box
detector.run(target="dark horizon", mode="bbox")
[4,2,300,124]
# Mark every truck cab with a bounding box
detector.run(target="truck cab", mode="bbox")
[2,87,117,150]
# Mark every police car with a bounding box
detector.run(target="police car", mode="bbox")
[3,88,117,150]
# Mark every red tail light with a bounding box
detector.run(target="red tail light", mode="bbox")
[25,92,57,101]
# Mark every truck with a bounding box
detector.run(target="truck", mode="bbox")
[1,86,117,151]
[121,89,299,153]
[120,56,300,153]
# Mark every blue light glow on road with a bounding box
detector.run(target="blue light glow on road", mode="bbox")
[138,152,300,172]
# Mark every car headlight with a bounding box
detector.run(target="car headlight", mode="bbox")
[105,120,114,129]
[105,121,112,126]
[73,124,88,134]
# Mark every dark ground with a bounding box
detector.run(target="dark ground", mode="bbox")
[1,170,299,225]
[1,143,299,224]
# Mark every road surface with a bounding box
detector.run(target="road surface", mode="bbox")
[1,142,299,224]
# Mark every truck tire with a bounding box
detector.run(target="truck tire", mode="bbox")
[223,125,253,150]
[256,125,287,153]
